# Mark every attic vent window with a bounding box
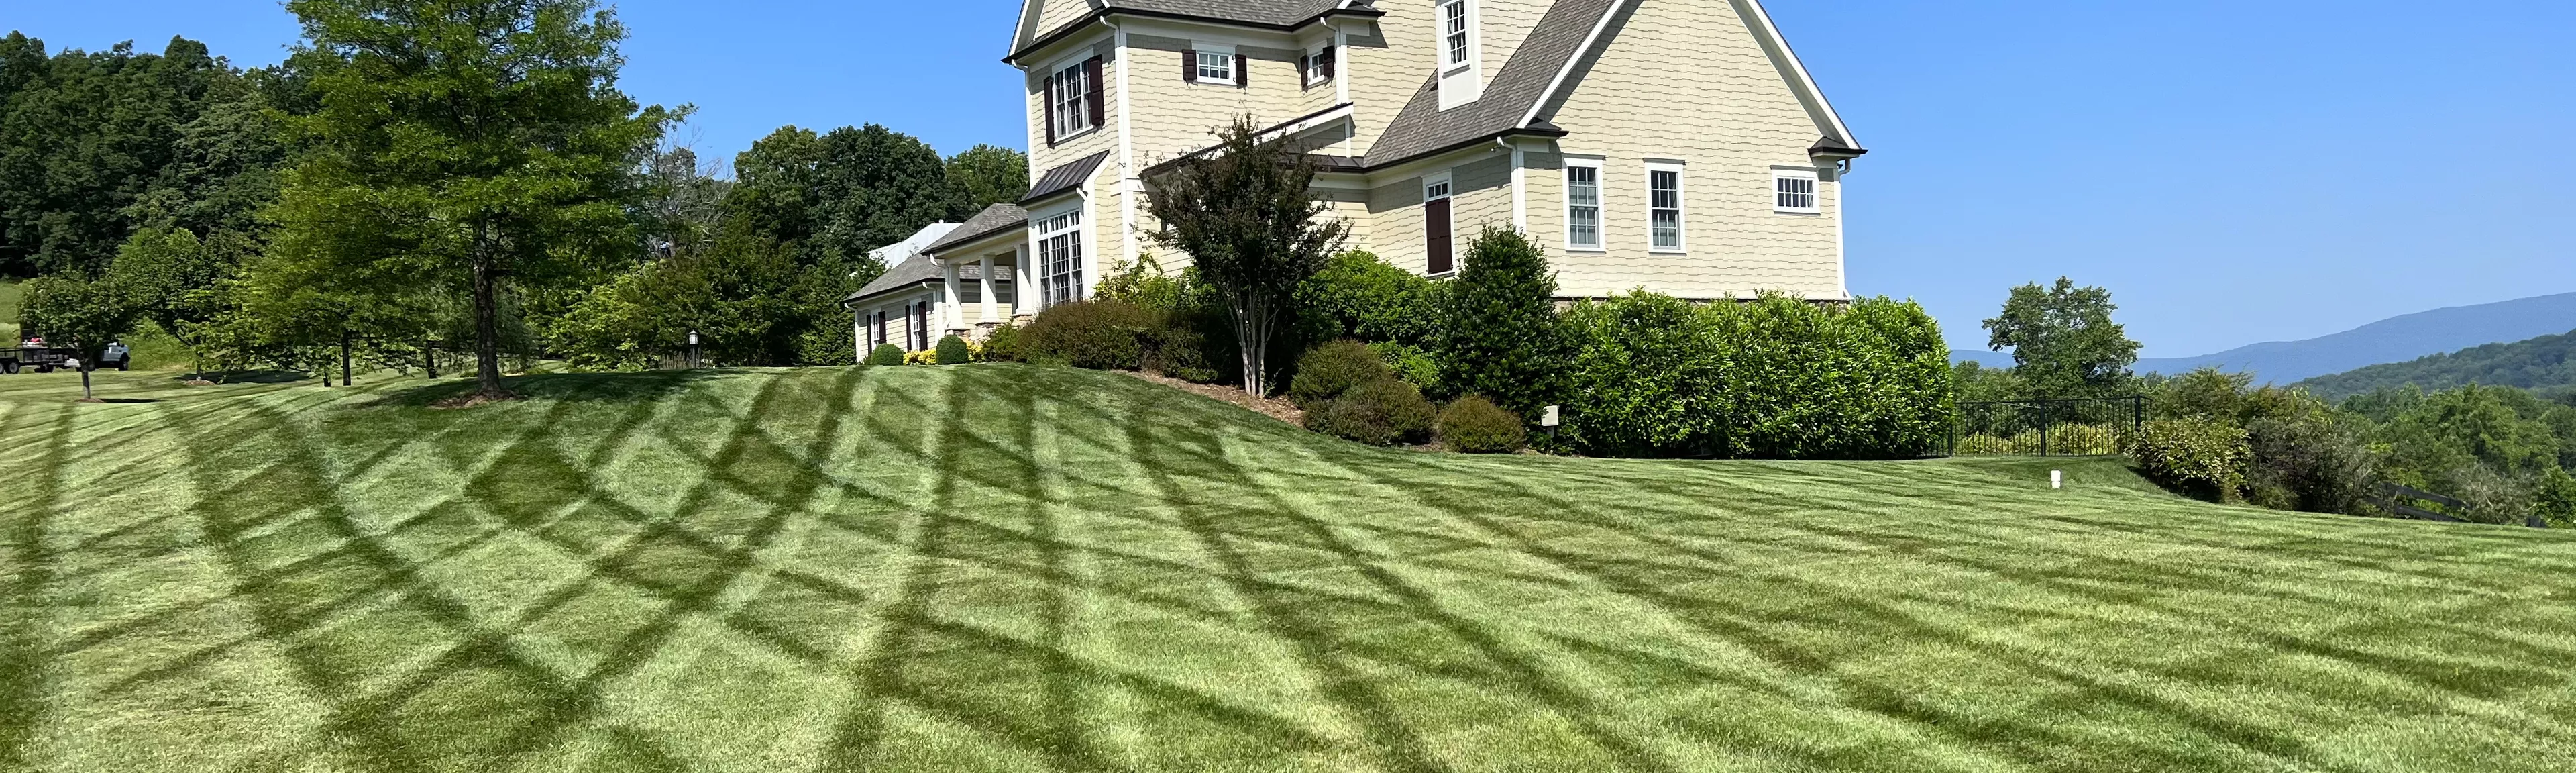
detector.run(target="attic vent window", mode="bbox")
[1773,169,1820,213]
[1441,0,1470,67]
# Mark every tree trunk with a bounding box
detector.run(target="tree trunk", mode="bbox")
[423,338,439,379]
[341,331,354,386]
[471,236,505,398]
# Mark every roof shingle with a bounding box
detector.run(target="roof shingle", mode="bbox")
[1361,0,1613,168]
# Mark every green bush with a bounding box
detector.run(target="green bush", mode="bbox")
[981,322,1025,362]
[1367,341,1441,393]
[934,334,970,364]
[865,343,904,366]
[1289,340,1391,407]
[1297,251,1441,348]
[1021,299,1152,370]
[1438,395,1526,454]
[2127,417,2251,502]
[1305,378,1434,446]
[1440,228,1564,415]
[1142,319,1221,383]
[1557,291,1951,459]
[1559,291,1719,457]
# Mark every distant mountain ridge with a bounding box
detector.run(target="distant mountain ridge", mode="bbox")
[1952,291,2576,384]
[2295,328,2576,399]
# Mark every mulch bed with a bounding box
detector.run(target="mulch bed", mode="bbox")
[1118,371,1303,425]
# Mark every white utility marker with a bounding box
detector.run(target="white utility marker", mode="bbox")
[2051,470,2063,489]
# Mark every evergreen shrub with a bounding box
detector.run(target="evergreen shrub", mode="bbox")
[1022,299,1152,370]
[865,344,904,366]
[1306,378,1434,446]
[934,334,971,364]
[1289,340,1391,407]
[1438,396,1527,454]
[1440,229,1564,415]
[2127,417,2252,502]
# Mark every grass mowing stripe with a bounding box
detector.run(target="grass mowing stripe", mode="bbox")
[0,405,70,768]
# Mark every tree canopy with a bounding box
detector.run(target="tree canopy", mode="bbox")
[1144,117,1346,395]
[1983,276,2141,397]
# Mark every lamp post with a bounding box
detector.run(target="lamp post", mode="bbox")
[688,329,701,369]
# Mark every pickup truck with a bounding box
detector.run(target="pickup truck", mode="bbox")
[1,340,128,374]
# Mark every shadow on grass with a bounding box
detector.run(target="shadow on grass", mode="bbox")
[362,368,747,408]
[194,370,311,384]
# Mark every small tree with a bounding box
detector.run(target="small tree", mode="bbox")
[1983,277,2141,397]
[1440,227,1565,418]
[1145,117,1348,395]
[107,227,241,381]
[18,274,139,401]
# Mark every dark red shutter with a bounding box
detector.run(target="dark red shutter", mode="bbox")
[1084,56,1105,129]
[1426,198,1453,274]
[1322,46,1336,80]
[1235,53,1248,87]
[1296,54,1309,87]
[1042,72,1059,146]
[1181,49,1195,81]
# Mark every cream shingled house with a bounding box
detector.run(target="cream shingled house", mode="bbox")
[860,0,1866,344]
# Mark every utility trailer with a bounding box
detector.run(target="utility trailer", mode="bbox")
[1,340,127,374]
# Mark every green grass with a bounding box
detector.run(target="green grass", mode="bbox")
[1,278,20,344]
[3,365,2573,772]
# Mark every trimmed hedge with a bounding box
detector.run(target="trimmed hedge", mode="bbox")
[1306,378,1434,446]
[2127,417,2251,502]
[1558,291,1953,459]
[1438,396,1526,454]
[1289,340,1391,407]
[982,323,1025,362]
[865,344,905,366]
[1021,299,1152,370]
[934,334,971,364]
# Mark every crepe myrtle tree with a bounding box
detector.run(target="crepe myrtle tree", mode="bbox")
[1144,117,1348,395]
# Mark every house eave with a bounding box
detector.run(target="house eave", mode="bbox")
[1006,7,1385,65]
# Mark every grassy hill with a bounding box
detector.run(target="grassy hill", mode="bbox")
[5,365,2574,772]
[2297,327,2576,399]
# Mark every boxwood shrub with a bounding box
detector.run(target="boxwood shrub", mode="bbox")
[1438,395,1527,454]
[865,344,905,366]
[1021,299,1152,370]
[934,334,971,364]
[1289,340,1392,407]
[1306,378,1435,446]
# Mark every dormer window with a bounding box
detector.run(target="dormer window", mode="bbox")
[1441,0,1470,68]
[1299,45,1337,88]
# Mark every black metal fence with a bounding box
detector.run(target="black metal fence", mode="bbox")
[1950,396,2147,457]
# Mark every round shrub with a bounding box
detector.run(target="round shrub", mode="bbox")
[1305,378,1435,446]
[1367,341,1442,393]
[1289,340,1392,407]
[1438,395,1526,454]
[865,344,905,366]
[1021,299,1152,370]
[2126,417,2251,502]
[934,334,971,364]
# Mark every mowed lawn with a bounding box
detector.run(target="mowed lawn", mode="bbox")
[3,365,2573,772]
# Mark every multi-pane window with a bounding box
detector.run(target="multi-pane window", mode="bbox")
[1442,0,1470,66]
[1774,170,1819,213]
[1301,46,1336,87]
[1036,210,1084,307]
[1648,164,1684,251]
[1564,163,1601,249]
[1195,50,1233,83]
[1050,62,1091,138]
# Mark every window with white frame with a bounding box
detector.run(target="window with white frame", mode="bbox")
[1647,162,1684,252]
[1300,45,1336,87]
[1035,209,1085,307]
[1773,169,1820,213]
[1193,49,1234,83]
[1564,160,1601,250]
[1441,0,1470,68]
[1049,62,1092,138]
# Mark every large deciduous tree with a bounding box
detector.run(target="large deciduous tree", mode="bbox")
[273,0,674,399]
[946,143,1028,211]
[1983,276,2141,397]
[1145,117,1347,395]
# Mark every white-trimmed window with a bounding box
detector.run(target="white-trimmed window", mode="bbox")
[1193,48,1234,84]
[1035,209,1085,307]
[1564,159,1602,250]
[1049,62,1093,139]
[1774,168,1820,213]
[1646,161,1684,252]
[1300,45,1336,87]
[1441,0,1470,68]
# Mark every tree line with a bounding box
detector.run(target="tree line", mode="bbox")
[3,1,1028,397]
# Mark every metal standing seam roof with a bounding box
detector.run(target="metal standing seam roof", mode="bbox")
[1021,150,1112,205]
[1360,0,1613,168]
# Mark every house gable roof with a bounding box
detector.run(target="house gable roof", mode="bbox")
[843,256,947,305]
[1366,0,1864,170]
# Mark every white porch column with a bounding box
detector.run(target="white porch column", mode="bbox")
[977,256,998,323]
[1012,244,1031,317]
[941,260,963,332]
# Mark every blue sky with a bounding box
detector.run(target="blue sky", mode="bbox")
[12,0,2573,356]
